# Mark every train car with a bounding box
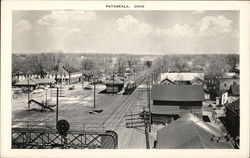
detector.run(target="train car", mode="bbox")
[123,81,136,95]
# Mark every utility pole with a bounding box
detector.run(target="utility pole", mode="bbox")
[45,89,47,106]
[147,76,152,132]
[56,87,59,123]
[27,78,30,109]
[143,109,150,149]
[125,109,150,149]
[112,72,115,95]
[93,75,96,109]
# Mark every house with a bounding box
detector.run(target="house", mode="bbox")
[160,73,205,84]
[151,84,204,124]
[160,73,206,88]
[204,76,219,100]
[228,84,239,96]
[160,77,174,85]
[154,113,234,149]
[228,85,240,104]
[14,77,39,90]
[68,72,82,84]
[37,78,56,87]
[217,90,228,106]
[225,99,239,147]
[218,78,239,91]
[204,89,210,100]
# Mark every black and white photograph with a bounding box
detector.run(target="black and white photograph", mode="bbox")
[1,1,250,158]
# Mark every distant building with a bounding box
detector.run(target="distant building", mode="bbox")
[151,84,204,124]
[14,77,56,89]
[160,73,205,84]
[154,113,234,149]
[225,99,239,147]
[218,78,239,91]
[103,77,124,93]
[160,73,206,89]
[217,90,228,106]
[204,76,219,100]
[228,85,240,104]
[228,84,239,96]
[204,89,210,100]
[14,77,39,90]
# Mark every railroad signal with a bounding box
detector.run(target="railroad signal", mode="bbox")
[56,119,70,135]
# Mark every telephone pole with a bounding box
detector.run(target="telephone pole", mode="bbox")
[112,72,115,95]
[147,76,152,132]
[27,78,30,109]
[56,87,59,123]
[93,75,96,109]
[143,109,150,149]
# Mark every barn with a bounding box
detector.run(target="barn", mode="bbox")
[151,84,204,124]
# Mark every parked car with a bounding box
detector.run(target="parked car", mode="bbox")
[69,85,75,90]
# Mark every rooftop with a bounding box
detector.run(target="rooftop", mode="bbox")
[156,113,234,149]
[161,73,204,82]
[229,84,239,96]
[151,84,204,102]
[15,77,39,86]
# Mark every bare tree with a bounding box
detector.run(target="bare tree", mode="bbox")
[116,57,127,75]
[126,56,138,72]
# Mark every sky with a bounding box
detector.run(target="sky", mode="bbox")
[12,10,239,54]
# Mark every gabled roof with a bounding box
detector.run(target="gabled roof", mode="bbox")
[190,77,204,84]
[161,73,205,82]
[156,113,233,149]
[229,85,239,96]
[161,77,174,84]
[15,77,39,86]
[152,84,204,101]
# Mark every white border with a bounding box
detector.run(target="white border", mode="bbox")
[1,1,249,158]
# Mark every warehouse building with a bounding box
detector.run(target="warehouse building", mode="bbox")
[151,84,204,124]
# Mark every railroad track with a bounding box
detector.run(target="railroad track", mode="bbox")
[104,88,140,131]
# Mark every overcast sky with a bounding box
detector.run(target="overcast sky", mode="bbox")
[12,10,239,54]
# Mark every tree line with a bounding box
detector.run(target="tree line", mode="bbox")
[12,53,151,81]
